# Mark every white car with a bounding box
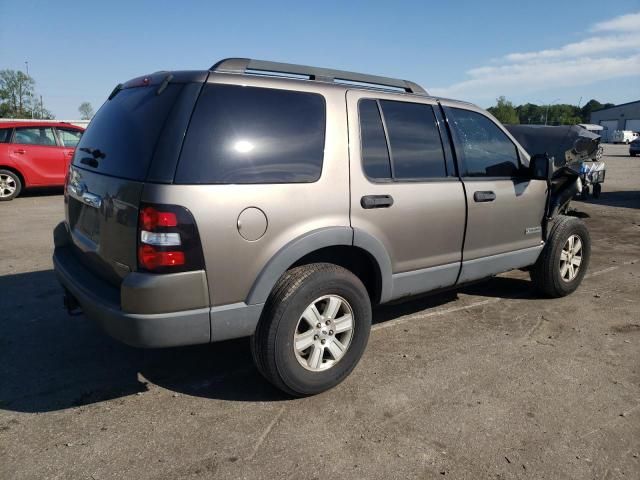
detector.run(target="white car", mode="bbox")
[612,130,639,144]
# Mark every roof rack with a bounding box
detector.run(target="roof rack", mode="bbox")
[209,58,428,95]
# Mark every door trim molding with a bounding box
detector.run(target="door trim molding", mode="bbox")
[458,244,543,284]
[390,261,460,301]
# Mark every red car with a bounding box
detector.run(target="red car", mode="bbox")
[0,121,85,201]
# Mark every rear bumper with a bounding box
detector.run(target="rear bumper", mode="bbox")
[53,245,211,348]
[53,220,264,347]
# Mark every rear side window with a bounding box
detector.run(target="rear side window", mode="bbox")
[358,99,447,180]
[359,100,391,179]
[380,100,447,179]
[57,128,83,147]
[73,84,183,180]
[445,107,520,177]
[176,84,326,184]
[14,127,57,146]
[0,128,12,143]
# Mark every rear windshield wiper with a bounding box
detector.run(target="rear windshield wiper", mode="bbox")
[79,148,106,168]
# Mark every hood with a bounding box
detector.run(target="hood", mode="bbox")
[506,125,601,168]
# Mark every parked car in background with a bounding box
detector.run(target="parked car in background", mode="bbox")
[630,138,640,157]
[0,121,84,200]
[612,130,639,144]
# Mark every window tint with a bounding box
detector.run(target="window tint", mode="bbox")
[176,84,326,184]
[380,101,447,179]
[445,108,520,177]
[57,128,83,147]
[73,84,183,180]
[0,128,11,143]
[14,127,57,146]
[359,100,391,179]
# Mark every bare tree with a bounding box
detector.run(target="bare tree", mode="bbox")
[78,101,94,120]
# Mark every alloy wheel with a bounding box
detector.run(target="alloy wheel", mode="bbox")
[293,295,355,372]
[0,174,17,198]
[559,234,583,282]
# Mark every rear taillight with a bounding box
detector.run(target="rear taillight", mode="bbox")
[137,203,204,273]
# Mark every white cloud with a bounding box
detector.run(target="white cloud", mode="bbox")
[431,12,640,103]
[503,33,640,62]
[431,55,640,99]
[591,12,640,32]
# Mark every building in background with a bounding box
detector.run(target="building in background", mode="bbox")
[590,100,640,143]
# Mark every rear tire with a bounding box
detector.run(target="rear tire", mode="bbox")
[530,216,591,298]
[251,263,371,397]
[0,169,22,201]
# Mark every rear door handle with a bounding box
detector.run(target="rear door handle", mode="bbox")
[361,195,394,209]
[473,191,496,202]
[13,149,26,154]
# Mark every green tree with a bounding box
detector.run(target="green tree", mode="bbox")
[516,103,544,124]
[0,69,54,119]
[487,96,520,125]
[0,70,35,117]
[78,101,94,120]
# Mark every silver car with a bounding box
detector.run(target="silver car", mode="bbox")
[53,58,591,396]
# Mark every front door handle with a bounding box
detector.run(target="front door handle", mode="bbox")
[361,194,394,209]
[473,191,496,202]
[13,149,26,154]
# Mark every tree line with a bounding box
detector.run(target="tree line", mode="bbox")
[487,96,615,126]
[0,69,94,120]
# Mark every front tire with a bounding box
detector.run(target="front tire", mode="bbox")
[0,169,22,201]
[251,263,372,396]
[530,216,591,298]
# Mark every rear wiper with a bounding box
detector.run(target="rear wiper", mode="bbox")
[79,148,106,168]
[80,157,99,168]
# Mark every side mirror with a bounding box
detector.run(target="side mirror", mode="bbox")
[529,153,553,181]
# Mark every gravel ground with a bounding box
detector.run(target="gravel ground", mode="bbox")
[1,144,639,480]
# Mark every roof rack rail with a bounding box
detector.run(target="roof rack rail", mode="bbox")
[209,58,428,95]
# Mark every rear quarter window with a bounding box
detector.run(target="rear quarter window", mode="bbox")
[0,128,12,143]
[175,84,326,184]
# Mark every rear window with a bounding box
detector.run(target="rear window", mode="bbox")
[72,84,182,180]
[176,84,326,184]
[57,128,83,147]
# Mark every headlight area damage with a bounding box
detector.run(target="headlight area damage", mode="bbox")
[507,124,606,216]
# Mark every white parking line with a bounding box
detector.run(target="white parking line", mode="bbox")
[372,298,501,332]
[372,263,627,333]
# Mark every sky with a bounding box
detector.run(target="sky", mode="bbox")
[1,0,638,119]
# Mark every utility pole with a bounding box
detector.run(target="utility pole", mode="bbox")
[544,98,561,126]
[25,61,29,77]
[40,95,43,119]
